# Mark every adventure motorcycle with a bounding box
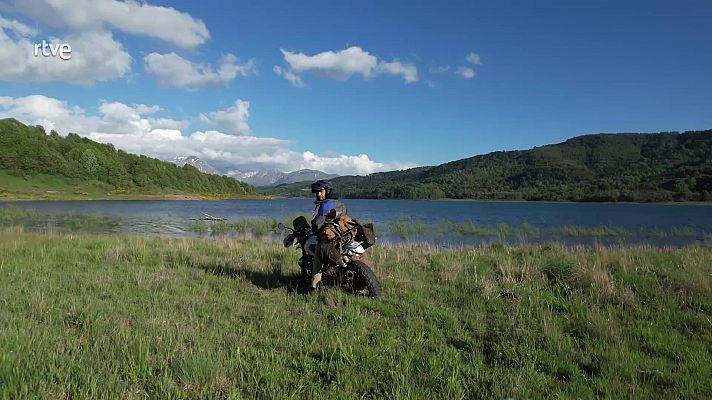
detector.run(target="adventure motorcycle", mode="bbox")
[279,216,381,298]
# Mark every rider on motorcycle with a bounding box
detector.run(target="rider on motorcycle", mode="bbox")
[309,180,348,290]
[281,179,381,297]
[282,179,348,290]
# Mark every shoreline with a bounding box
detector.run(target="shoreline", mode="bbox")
[267,196,712,206]
[0,193,273,201]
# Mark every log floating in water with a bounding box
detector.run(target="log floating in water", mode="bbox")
[190,212,227,221]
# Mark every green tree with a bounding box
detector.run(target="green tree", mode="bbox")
[81,149,100,178]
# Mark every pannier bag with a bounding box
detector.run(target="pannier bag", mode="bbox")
[356,223,376,249]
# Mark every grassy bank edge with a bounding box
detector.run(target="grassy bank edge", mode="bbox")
[0,171,271,200]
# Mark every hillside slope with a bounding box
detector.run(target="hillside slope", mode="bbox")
[0,119,259,199]
[265,130,712,202]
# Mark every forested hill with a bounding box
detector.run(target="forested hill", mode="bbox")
[0,119,258,199]
[266,129,712,202]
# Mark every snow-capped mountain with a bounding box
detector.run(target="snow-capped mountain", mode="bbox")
[169,156,338,187]
[170,156,220,175]
[227,169,285,187]
[274,169,339,186]
[227,168,338,187]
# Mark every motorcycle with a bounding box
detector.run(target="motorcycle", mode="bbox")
[279,216,381,298]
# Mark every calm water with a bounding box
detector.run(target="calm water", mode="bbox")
[2,199,712,247]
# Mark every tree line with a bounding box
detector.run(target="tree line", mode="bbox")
[0,119,256,196]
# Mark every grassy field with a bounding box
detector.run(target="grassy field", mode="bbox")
[0,171,269,200]
[0,228,711,399]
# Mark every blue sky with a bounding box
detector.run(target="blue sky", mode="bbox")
[1,0,711,175]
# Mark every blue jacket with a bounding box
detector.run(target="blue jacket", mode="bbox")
[311,199,347,233]
[316,199,336,217]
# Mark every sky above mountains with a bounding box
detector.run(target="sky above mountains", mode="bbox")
[0,0,711,175]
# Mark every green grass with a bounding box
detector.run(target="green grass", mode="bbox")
[187,220,209,235]
[0,229,710,399]
[187,218,282,238]
[384,216,702,241]
[447,220,497,236]
[230,218,281,236]
[0,206,121,233]
[0,205,37,222]
[557,225,630,237]
[704,232,712,243]
[388,217,426,239]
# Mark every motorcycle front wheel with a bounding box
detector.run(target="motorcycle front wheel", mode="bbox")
[346,261,381,298]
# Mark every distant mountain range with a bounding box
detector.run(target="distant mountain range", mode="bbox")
[169,155,337,187]
[170,156,220,175]
[227,168,338,188]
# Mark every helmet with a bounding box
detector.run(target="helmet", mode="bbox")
[311,179,333,194]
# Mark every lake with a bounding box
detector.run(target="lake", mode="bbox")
[2,199,712,247]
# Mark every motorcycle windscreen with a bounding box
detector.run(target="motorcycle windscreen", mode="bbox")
[292,216,309,231]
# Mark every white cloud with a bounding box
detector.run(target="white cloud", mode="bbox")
[273,65,304,88]
[144,52,255,89]
[0,94,93,133]
[429,65,451,73]
[99,102,160,119]
[0,94,416,176]
[453,52,481,80]
[96,102,159,135]
[0,95,184,137]
[10,0,210,48]
[199,99,251,136]
[0,14,36,36]
[281,46,378,80]
[277,46,418,85]
[84,129,417,176]
[466,52,481,65]
[0,16,131,84]
[293,152,416,175]
[148,117,189,130]
[375,61,418,84]
[87,129,292,168]
[456,66,475,79]
[1,2,246,87]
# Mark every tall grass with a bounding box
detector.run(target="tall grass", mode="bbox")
[0,230,710,399]
[230,218,281,236]
[382,215,702,242]
[558,225,629,237]
[388,217,426,238]
[186,218,281,238]
[0,206,121,233]
[0,205,37,222]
